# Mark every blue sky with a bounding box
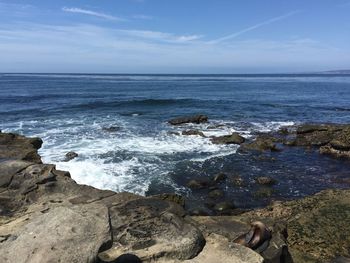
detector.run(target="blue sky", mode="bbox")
[0,0,350,73]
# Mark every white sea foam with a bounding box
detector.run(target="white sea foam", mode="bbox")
[2,118,295,195]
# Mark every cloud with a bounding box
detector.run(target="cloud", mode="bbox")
[209,10,302,44]
[132,14,153,20]
[119,29,202,43]
[0,23,348,73]
[62,7,125,21]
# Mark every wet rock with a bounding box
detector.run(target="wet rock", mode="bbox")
[297,124,329,134]
[151,193,185,208]
[256,177,276,186]
[64,151,78,162]
[229,175,246,187]
[168,115,208,125]
[254,187,275,198]
[208,189,224,199]
[278,127,290,135]
[212,173,227,183]
[240,135,281,152]
[182,130,206,137]
[102,126,121,132]
[213,201,235,215]
[211,133,245,145]
[187,178,212,190]
[167,131,181,136]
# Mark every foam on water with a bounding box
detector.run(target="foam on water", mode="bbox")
[2,118,295,195]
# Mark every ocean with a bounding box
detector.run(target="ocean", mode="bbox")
[1,73,350,210]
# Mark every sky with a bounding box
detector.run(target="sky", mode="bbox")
[0,0,350,73]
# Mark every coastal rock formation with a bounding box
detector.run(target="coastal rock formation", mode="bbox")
[182,130,206,137]
[1,131,350,262]
[0,132,206,262]
[168,115,208,125]
[211,133,245,145]
[241,189,350,262]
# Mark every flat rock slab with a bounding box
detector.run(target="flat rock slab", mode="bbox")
[0,204,112,263]
[99,198,205,262]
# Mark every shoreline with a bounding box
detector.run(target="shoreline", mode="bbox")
[0,128,350,262]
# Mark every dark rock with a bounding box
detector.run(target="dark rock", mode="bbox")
[212,173,227,183]
[296,124,329,134]
[255,177,276,186]
[64,151,78,162]
[208,189,224,199]
[187,178,212,190]
[211,133,245,145]
[253,187,275,198]
[102,126,121,133]
[167,131,180,136]
[240,135,281,152]
[278,127,290,135]
[182,130,206,137]
[229,175,246,187]
[151,193,185,208]
[168,115,208,125]
[213,201,235,215]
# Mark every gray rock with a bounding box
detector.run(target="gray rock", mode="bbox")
[0,204,112,263]
[211,133,245,145]
[168,115,208,125]
[64,151,78,162]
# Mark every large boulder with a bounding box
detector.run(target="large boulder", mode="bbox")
[0,204,112,263]
[99,198,206,262]
[0,133,42,163]
[168,115,208,125]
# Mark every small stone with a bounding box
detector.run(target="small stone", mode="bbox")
[102,126,121,133]
[64,152,78,162]
[211,133,245,145]
[256,177,276,186]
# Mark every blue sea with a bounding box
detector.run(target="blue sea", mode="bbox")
[1,73,350,210]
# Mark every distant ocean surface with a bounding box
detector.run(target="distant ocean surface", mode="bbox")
[1,73,350,209]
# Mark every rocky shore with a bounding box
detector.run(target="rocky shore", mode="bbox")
[0,125,349,263]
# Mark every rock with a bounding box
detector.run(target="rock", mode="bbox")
[182,130,206,137]
[253,187,275,198]
[187,178,212,190]
[168,115,208,125]
[297,124,329,134]
[212,173,227,183]
[208,189,224,199]
[211,133,245,145]
[64,151,78,162]
[240,135,281,152]
[102,126,121,132]
[229,175,246,187]
[0,204,112,263]
[0,133,42,163]
[213,201,235,215]
[182,234,264,263]
[255,177,276,186]
[100,198,206,261]
[151,193,186,208]
[242,189,350,262]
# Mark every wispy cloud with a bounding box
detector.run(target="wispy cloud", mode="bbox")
[132,14,153,20]
[119,29,202,43]
[0,23,347,73]
[209,10,302,44]
[62,7,125,21]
